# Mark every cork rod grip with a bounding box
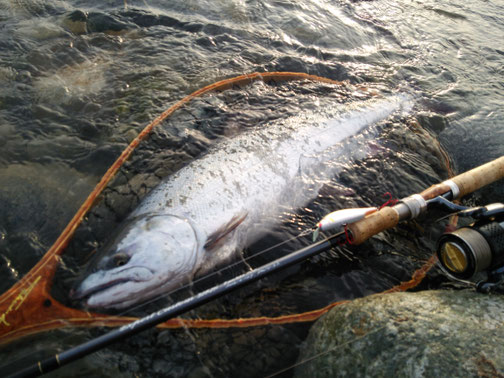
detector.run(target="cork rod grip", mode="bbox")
[451,155,504,198]
[348,155,504,245]
[347,206,399,245]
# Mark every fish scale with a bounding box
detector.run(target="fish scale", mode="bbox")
[73,93,413,309]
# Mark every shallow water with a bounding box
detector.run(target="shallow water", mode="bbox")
[0,0,503,376]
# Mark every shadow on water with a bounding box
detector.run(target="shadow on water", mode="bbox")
[0,0,503,376]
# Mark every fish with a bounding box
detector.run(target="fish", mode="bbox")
[72,93,413,309]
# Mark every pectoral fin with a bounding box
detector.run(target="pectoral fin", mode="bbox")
[204,212,248,251]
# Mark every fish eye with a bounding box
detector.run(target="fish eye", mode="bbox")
[112,253,130,267]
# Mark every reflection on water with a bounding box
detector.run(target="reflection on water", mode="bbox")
[0,0,504,376]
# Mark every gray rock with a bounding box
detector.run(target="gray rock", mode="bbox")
[296,290,504,377]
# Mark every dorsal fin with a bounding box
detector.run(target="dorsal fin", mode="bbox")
[204,212,248,251]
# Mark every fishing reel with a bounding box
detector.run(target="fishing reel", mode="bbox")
[435,201,504,293]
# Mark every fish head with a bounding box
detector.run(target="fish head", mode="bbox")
[72,213,201,309]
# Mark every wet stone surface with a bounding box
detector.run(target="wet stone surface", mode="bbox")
[296,290,504,377]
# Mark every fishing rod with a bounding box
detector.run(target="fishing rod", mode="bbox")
[8,155,504,377]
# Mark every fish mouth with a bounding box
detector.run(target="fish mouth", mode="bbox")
[70,266,154,304]
[71,277,131,301]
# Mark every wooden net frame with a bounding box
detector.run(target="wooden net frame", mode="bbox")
[0,72,454,346]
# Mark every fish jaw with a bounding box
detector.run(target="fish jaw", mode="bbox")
[72,213,202,309]
[71,266,156,308]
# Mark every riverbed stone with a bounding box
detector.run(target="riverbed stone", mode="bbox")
[296,290,504,377]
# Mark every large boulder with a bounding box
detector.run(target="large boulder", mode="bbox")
[296,290,504,377]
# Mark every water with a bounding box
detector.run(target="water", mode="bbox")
[0,0,503,376]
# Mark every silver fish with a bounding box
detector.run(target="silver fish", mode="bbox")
[72,94,412,309]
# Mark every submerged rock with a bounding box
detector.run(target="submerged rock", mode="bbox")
[61,10,88,34]
[61,10,137,35]
[296,290,504,377]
